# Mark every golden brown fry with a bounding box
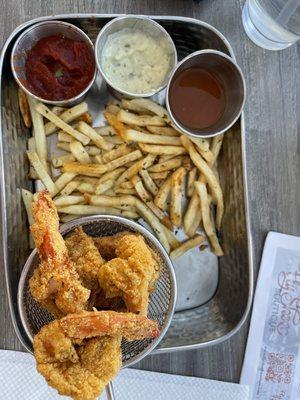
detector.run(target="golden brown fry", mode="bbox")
[63,162,107,177]
[139,169,158,196]
[124,98,167,117]
[120,181,134,189]
[55,172,78,191]
[146,125,180,137]
[18,88,31,128]
[51,106,66,115]
[94,125,117,136]
[170,167,185,227]
[95,179,114,195]
[57,204,136,218]
[77,121,114,151]
[104,112,127,141]
[117,109,165,126]
[105,102,120,115]
[170,235,206,260]
[115,154,156,187]
[181,136,224,230]
[187,167,198,197]
[45,102,88,135]
[102,144,132,163]
[77,182,96,194]
[154,174,172,211]
[57,131,73,142]
[60,180,81,196]
[27,151,58,196]
[104,136,124,145]
[27,137,38,179]
[36,103,90,145]
[139,143,187,156]
[53,195,85,207]
[148,157,182,173]
[187,136,210,152]
[97,167,126,184]
[52,154,75,168]
[210,134,224,164]
[194,181,223,256]
[115,188,137,195]
[124,129,181,145]
[183,191,202,237]
[69,140,92,164]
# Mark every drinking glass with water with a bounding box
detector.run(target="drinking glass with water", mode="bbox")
[242,0,300,50]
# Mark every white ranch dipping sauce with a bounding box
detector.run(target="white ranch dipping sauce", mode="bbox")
[101,28,173,94]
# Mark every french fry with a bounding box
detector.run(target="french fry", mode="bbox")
[115,154,156,187]
[77,182,96,194]
[148,157,182,173]
[75,111,93,125]
[187,136,210,152]
[53,195,85,207]
[77,121,114,151]
[60,180,80,196]
[120,181,134,189]
[27,151,58,196]
[27,96,48,170]
[210,134,224,164]
[52,154,75,168]
[18,88,31,128]
[123,98,167,117]
[170,235,206,260]
[103,136,124,145]
[36,103,90,145]
[181,135,224,229]
[170,167,185,227]
[103,150,142,173]
[56,142,101,156]
[102,144,132,163]
[95,179,114,195]
[21,188,34,247]
[58,131,73,142]
[146,126,180,137]
[154,174,172,211]
[187,167,198,197]
[97,167,126,184]
[59,214,81,223]
[51,106,66,115]
[55,172,77,192]
[57,204,137,219]
[139,169,158,196]
[194,181,223,256]
[104,112,127,141]
[105,103,120,115]
[63,162,107,177]
[27,137,38,179]
[44,102,88,135]
[115,188,137,195]
[94,125,117,136]
[69,141,91,164]
[158,154,177,163]
[121,99,152,114]
[117,109,165,126]
[123,129,181,146]
[183,191,202,237]
[139,143,187,156]
[88,195,170,251]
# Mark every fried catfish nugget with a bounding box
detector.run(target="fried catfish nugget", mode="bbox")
[65,227,105,289]
[98,234,160,315]
[29,191,90,315]
[34,311,159,400]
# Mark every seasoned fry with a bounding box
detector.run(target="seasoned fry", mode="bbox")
[195,182,223,256]
[117,109,165,126]
[158,154,177,163]
[103,150,143,173]
[115,154,156,187]
[75,111,93,125]
[57,131,73,142]
[104,136,124,145]
[52,154,75,168]
[63,162,107,177]
[27,137,38,179]
[88,195,170,252]
[115,188,137,195]
[146,126,180,137]
[124,98,167,117]
[187,167,198,197]
[124,129,181,146]
[95,179,114,195]
[18,88,31,128]
[170,167,185,227]
[56,142,101,156]
[77,182,96,194]
[139,169,158,196]
[170,235,206,260]
[102,144,132,163]
[187,136,210,152]
[77,121,114,151]
[183,191,202,237]
[69,141,91,164]
[97,167,126,184]
[120,181,134,189]
[21,188,34,225]
[59,214,80,223]
[36,103,90,145]
[148,157,182,173]
[104,112,127,141]
[121,99,151,114]
[154,174,172,211]
[139,143,187,156]
[44,102,88,135]
[94,125,117,136]
[60,180,80,196]
[27,151,58,196]
[105,102,120,115]
[181,136,224,229]
[210,134,224,164]
[53,195,85,207]
[27,96,48,170]
[57,204,138,219]
[55,172,77,191]
[51,106,66,115]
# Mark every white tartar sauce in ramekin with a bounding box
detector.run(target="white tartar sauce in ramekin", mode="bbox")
[101,28,173,94]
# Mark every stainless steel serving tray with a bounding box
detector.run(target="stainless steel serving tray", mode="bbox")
[0,14,253,353]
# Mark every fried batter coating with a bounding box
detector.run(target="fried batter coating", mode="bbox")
[93,231,133,260]
[98,234,160,315]
[65,227,105,289]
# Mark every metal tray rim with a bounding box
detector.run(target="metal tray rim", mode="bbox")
[0,13,253,354]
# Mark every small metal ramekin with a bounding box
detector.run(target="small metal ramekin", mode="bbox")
[11,21,97,106]
[166,50,246,138]
[95,15,177,98]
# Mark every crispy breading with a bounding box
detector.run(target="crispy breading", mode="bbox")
[93,231,133,260]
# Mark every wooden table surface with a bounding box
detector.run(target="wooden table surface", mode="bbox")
[0,0,299,384]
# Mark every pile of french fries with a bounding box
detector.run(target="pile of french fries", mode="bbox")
[19,89,224,259]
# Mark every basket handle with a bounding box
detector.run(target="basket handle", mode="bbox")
[105,381,116,400]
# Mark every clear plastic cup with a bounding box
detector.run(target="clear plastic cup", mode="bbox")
[242,0,300,50]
